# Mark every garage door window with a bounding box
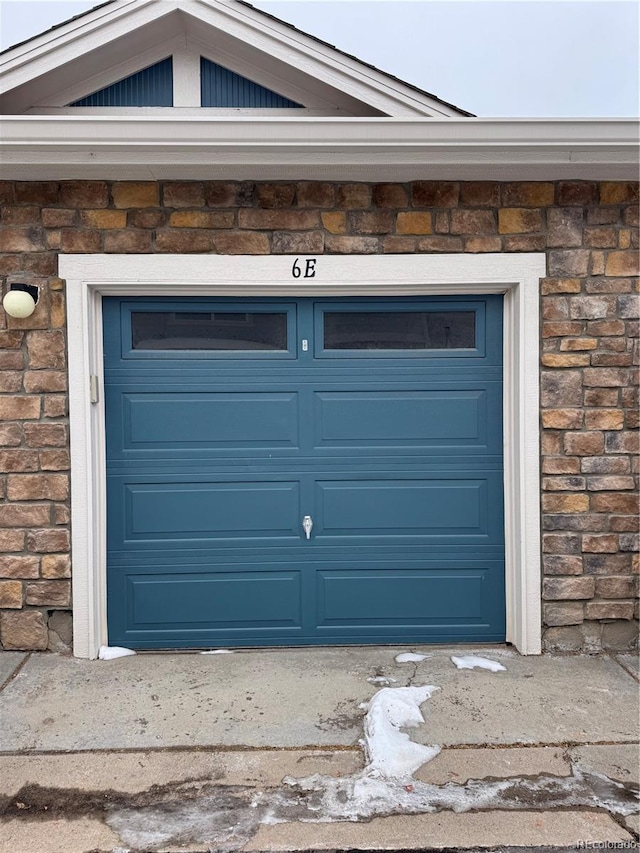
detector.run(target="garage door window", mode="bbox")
[131,311,288,351]
[324,310,475,350]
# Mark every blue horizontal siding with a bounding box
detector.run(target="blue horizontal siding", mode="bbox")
[201,57,301,108]
[71,57,173,107]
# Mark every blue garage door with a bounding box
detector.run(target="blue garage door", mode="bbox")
[103,296,504,648]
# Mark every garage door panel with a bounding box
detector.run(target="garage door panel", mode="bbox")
[313,389,496,448]
[121,570,302,629]
[111,481,300,543]
[316,477,501,540]
[120,391,300,449]
[316,565,501,626]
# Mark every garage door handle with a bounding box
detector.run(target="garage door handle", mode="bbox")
[302,515,313,540]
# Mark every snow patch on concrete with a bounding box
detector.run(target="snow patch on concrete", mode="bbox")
[395,652,428,663]
[98,646,136,660]
[451,655,506,672]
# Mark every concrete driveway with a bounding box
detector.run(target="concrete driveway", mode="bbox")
[0,645,638,852]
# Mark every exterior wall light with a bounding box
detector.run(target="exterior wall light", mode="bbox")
[2,283,39,318]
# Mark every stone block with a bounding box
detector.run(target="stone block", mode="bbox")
[542,297,569,319]
[296,182,335,208]
[23,371,67,393]
[0,372,22,392]
[541,278,582,294]
[583,227,617,248]
[542,576,595,600]
[112,182,159,208]
[238,209,319,230]
[503,234,546,251]
[256,184,295,208]
[559,337,597,351]
[0,330,25,349]
[43,397,68,418]
[0,228,44,252]
[541,353,589,367]
[610,515,639,532]
[336,184,371,209]
[585,600,635,620]
[584,409,624,430]
[542,321,583,337]
[583,367,629,386]
[48,609,73,652]
[26,330,66,369]
[586,277,633,294]
[80,210,126,229]
[501,182,554,206]
[0,555,39,578]
[128,209,167,229]
[271,231,324,254]
[325,235,378,253]
[583,553,633,575]
[606,252,640,277]
[0,530,25,552]
[548,249,590,277]
[591,493,639,514]
[39,450,71,470]
[412,182,459,208]
[543,602,584,626]
[569,295,615,319]
[582,534,619,553]
[59,181,108,208]
[449,210,496,234]
[605,432,640,453]
[53,504,70,525]
[348,211,394,234]
[15,182,58,204]
[0,450,39,473]
[541,409,583,429]
[620,533,640,552]
[583,388,619,407]
[540,372,589,407]
[103,231,152,252]
[417,236,463,252]
[0,580,22,608]
[542,553,583,573]
[7,474,69,501]
[212,232,270,254]
[372,184,408,208]
[542,476,585,491]
[542,625,584,652]
[321,212,346,234]
[563,431,604,455]
[618,294,640,318]
[498,208,542,234]
[541,493,589,512]
[599,182,639,204]
[557,182,597,205]
[154,231,211,252]
[41,554,71,579]
[0,610,48,650]
[0,351,24,370]
[206,181,254,207]
[434,212,450,233]
[464,236,502,252]
[25,580,71,607]
[459,182,500,206]
[23,423,67,447]
[542,457,580,474]
[382,236,417,253]
[587,319,626,335]
[27,528,70,553]
[601,620,639,650]
[162,182,205,208]
[168,211,234,229]
[587,475,635,491]
[60,229,102,253]
[396,212,432,234]
[595,577,636,599]
[42,208,76,227]
[1,205,41,225]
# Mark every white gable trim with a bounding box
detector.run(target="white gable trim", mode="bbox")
[59,252,545,659]
[0,0,461,117]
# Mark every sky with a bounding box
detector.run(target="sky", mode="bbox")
[0,0,638,117]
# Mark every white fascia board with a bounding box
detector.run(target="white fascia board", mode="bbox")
[0,116,637,180]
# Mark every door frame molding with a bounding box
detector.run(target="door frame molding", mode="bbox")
[60,253,545,658]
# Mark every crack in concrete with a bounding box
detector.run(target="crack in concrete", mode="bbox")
[0,653,31,695]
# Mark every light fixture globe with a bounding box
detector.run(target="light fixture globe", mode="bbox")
[2,284,38,319]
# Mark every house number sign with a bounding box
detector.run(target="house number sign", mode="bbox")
[291,258,317,279]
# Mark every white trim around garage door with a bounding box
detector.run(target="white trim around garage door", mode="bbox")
[59,253,546,658]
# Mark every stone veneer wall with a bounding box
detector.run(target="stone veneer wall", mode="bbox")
[0,179,638,654]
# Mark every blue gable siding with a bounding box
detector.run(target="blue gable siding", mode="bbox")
[70,58,173,107]
[201,57,302,108]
